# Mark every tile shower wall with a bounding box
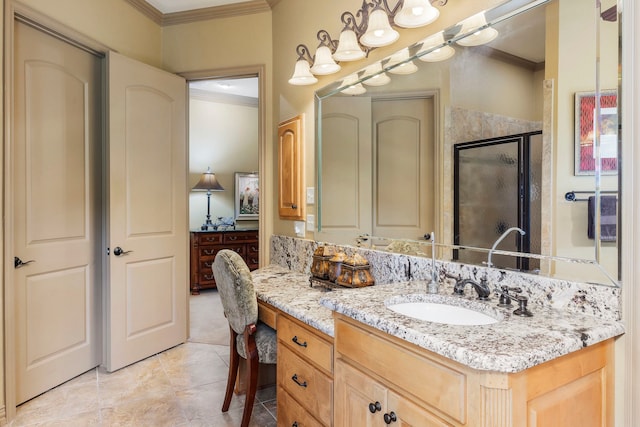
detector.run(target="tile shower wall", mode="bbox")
[270,235,621,322]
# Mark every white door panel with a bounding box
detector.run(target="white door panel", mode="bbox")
[318,96,372,244]
[105,51,188,372]
[14,20,101,404]
[373,97,435,240]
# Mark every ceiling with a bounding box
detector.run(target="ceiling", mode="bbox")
[144,0,257,14]
[190,77,259,98]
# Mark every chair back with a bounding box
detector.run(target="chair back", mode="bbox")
[212,249,258,335]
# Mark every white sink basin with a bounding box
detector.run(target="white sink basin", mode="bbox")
[387,301,499,326]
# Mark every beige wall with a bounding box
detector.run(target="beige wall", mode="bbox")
[13,0,163,66]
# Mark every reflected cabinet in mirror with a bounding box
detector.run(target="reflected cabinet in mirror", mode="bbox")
[315,0,620,286]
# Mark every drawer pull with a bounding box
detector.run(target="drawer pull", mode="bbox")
[291,336,308,348]
[292,423,299,427]
[204,274,214,280]
[228,236,238,241]
[291,374,308,388]
[203,249,216,255]
[384,412,397,424]
[369,401,382,413]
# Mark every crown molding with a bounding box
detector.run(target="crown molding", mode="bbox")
[125,0,163,25]
[125,0,271,26]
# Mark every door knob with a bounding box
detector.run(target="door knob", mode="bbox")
[14,257,35,268]
[113,247,133,256]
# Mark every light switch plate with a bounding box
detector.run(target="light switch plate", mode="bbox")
[306,187,315,204]
[294,221,305,237]
[306,214,315,231]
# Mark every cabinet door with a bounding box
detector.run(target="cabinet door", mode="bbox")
[335,361,386,427]
[387,390,453,427]
[278,115,305,220]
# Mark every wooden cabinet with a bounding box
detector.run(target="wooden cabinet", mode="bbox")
[334,313,614,427]
[189,229,258,294]
[277,313,334,426]
[278,115,305,220]
[335,362,449,427]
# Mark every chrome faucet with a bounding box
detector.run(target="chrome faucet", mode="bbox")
[453,278,491,300]
[487,227,526,268]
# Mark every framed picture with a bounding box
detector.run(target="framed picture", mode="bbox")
[235,172,259,220]
[574,90,618,175]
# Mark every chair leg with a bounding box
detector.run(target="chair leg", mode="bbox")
[222,326,239,412]
[240,326,259,427]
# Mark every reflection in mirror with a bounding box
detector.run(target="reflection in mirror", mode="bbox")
[315,0,620,286]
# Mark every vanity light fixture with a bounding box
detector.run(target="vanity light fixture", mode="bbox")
[360,2,400,47]
[362,62,391,86]
[310,30,341,75]
[394,0,440,28]
[386,47,418,74]
[288,0,448,86]
[333,27,367,61]
[340,73,367,95]
[417,31,455,62]
[456,11,499,46]
[288,45,319,86]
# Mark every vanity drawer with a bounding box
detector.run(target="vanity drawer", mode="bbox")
[278,344,333,423]
[258,301,277,330]
[335,315,467,424]
[278,386,326,427]
[278,314,333,374]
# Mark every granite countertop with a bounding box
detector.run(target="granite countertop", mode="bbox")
[320,280,625,373]
[252,264,335,336]
[252,265,625,373]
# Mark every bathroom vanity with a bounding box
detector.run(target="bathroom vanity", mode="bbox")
[252,264,623,427]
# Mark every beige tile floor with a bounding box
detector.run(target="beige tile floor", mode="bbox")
[9,292,277,427]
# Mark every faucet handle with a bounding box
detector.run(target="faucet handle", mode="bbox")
[496,285,522,307]
[513,295,533,317]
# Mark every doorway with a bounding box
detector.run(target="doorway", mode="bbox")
[188,76,260,232]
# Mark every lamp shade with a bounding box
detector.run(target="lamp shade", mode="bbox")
[333,29,367,61]
[192,168,224,191]
[418,31,455,62]
[387,48,418,75]
[393,0,440,28]
[288,59,318,85]
[360,8,399,48]
[340,73,367,95]
[362,62,391,86]
[310,46,341,75]
[456,11,499,46]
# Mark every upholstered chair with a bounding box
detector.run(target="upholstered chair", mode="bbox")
[212,249,277,427]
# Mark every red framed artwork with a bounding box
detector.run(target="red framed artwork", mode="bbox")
[574,90,618,175]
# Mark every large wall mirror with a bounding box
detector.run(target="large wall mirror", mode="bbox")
[315,0,621,286]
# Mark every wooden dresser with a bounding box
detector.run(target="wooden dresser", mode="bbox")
[189,229,259,294]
